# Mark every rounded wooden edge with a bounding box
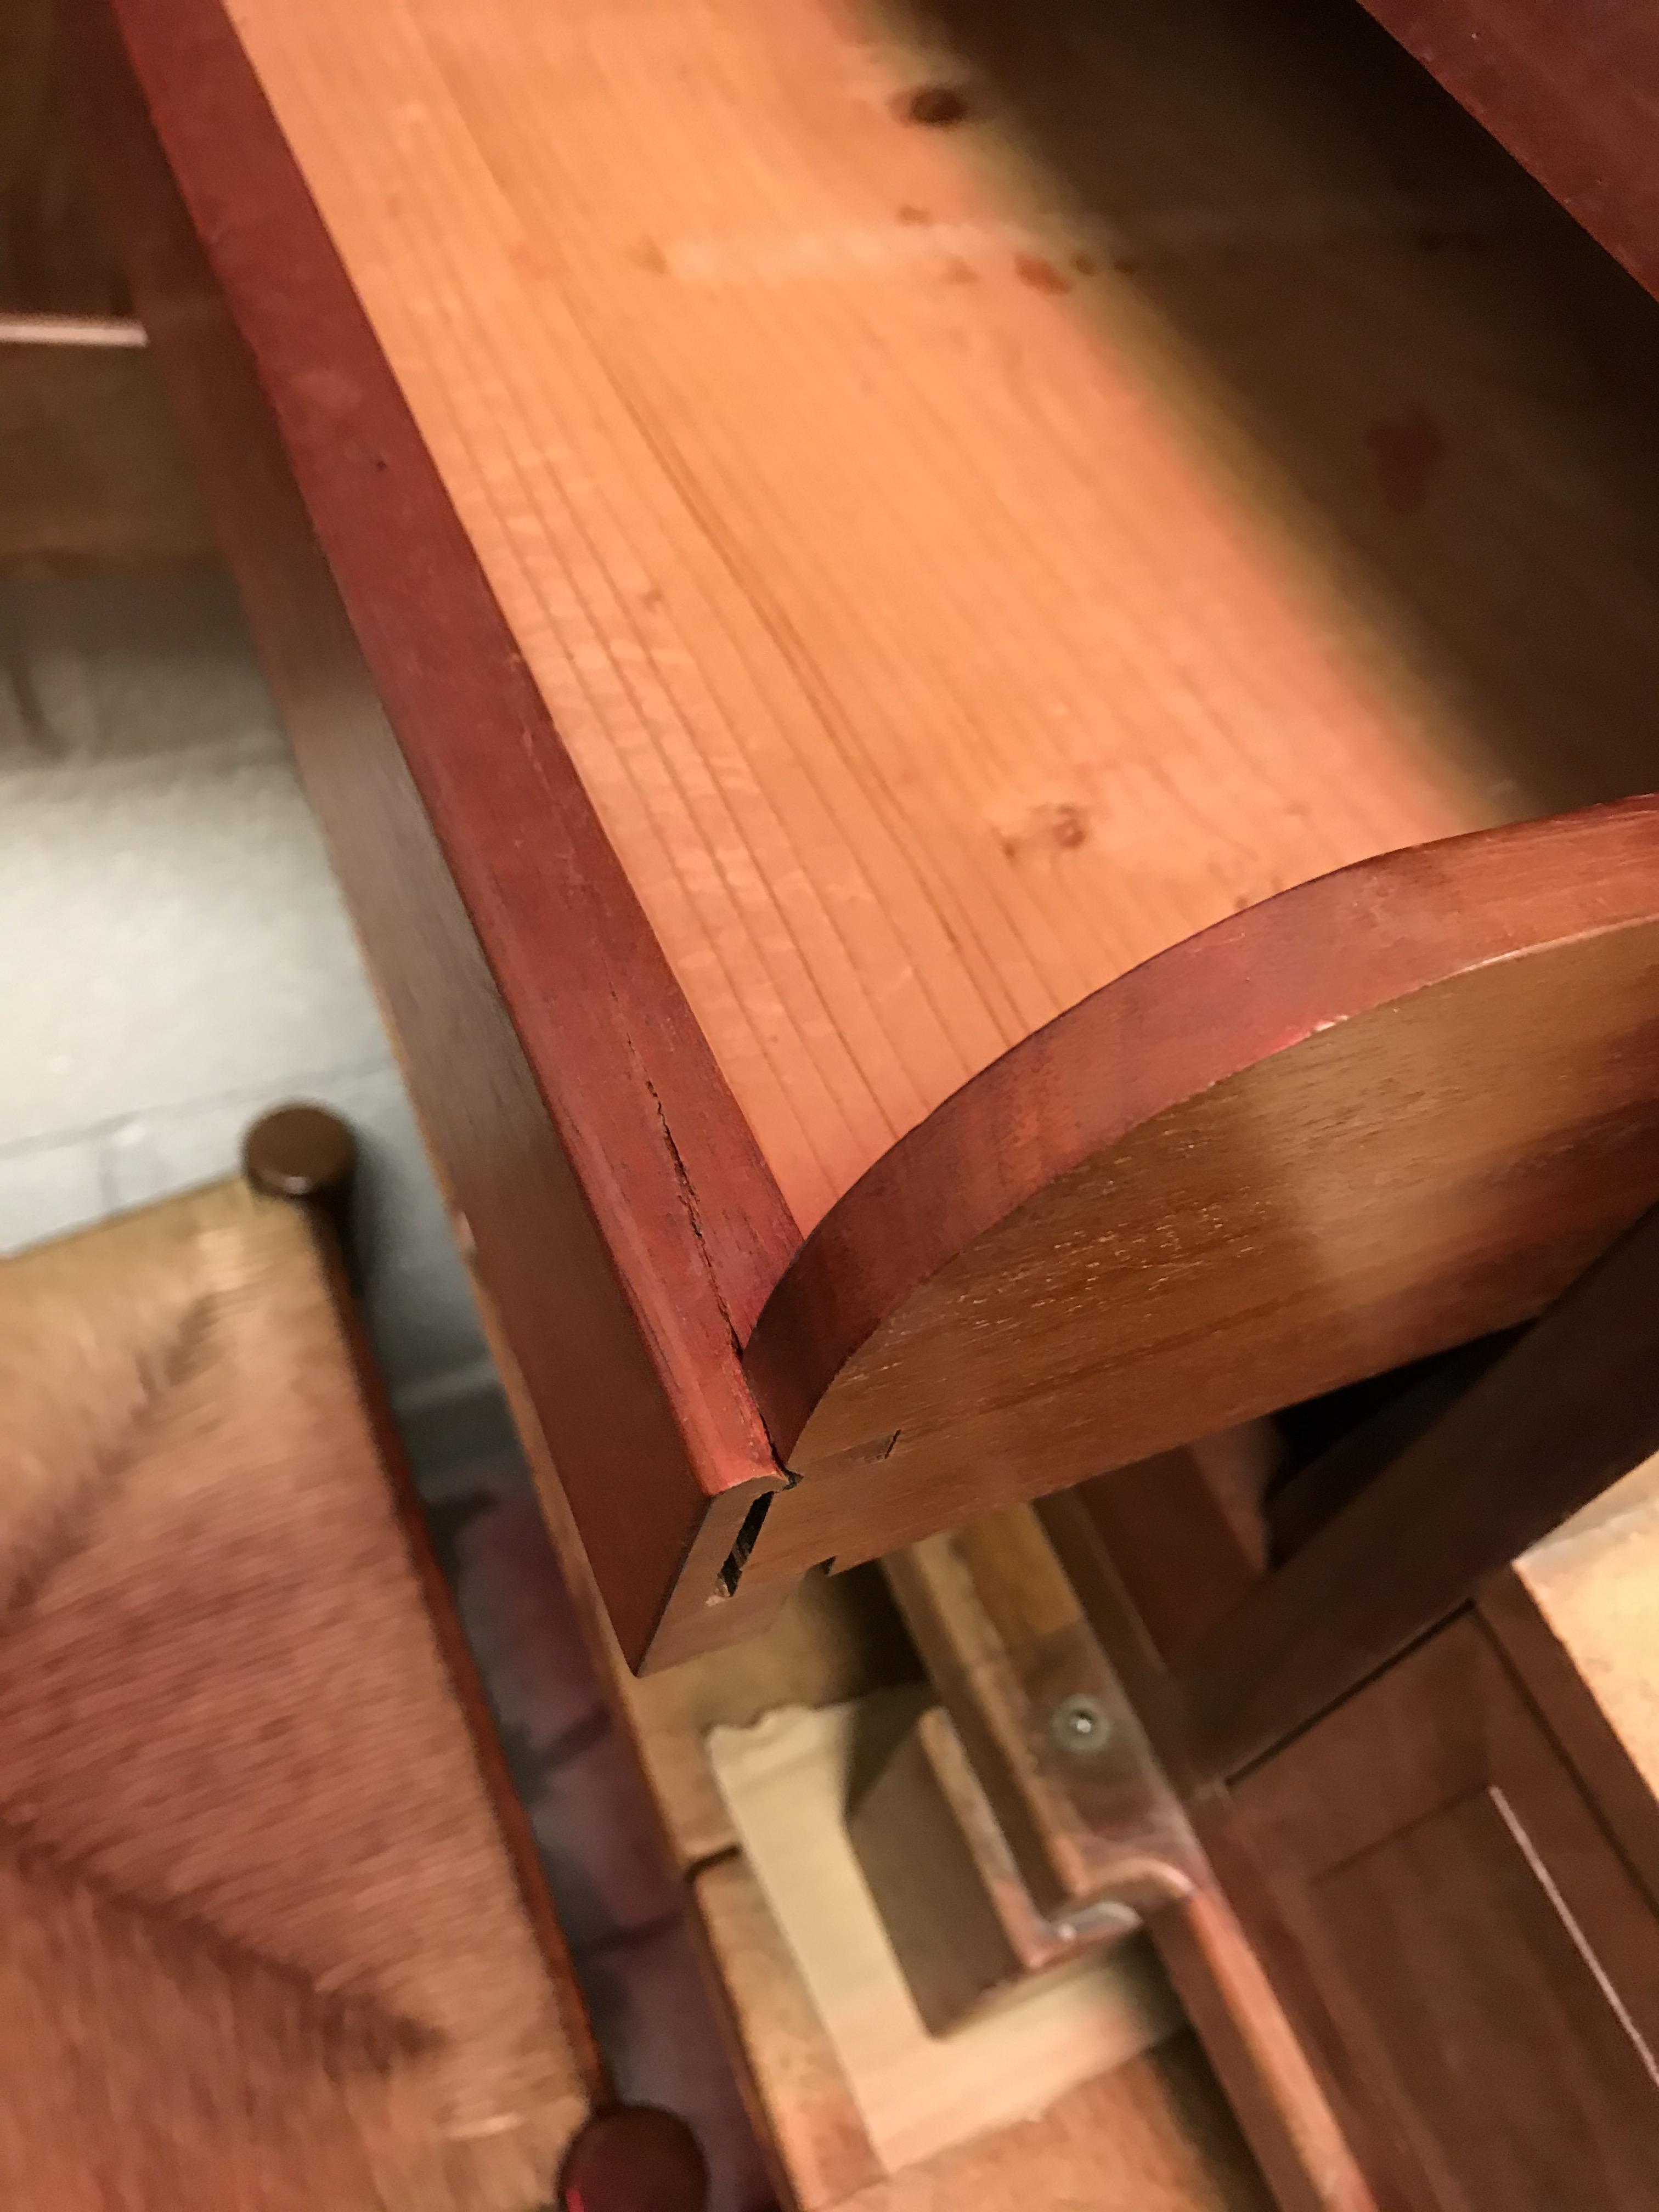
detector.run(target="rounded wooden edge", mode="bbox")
[242,1102,357,1199]
[558,2105,708,2212]
[743,797,1659,1457]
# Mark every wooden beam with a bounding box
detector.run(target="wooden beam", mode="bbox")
[1175,1202,1659,1781]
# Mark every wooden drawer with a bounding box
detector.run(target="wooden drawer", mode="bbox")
[66,0,1659,1665]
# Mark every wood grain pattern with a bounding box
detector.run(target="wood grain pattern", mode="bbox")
[696,1849,1272,2212]
[747,805,1659,1580]
[1352,0,1659,302]
[1233,1616,1659,2212]
[1175,1198,1659,1781]
[88,0,1659,1653]
[72,0,796,1665]
[892,1502,1374,2210]
[106,0,1659,1233]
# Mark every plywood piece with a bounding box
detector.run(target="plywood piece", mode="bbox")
[1520,1450,1659,1803]
[834,2042,1274,2212]
[187,0,1659,1232]
[633,1566,923,1865]
[707,1694,1181,2174]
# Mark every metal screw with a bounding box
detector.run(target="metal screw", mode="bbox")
[1049,1692,1112,1756]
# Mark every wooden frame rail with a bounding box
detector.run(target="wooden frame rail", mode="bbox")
[1170,1201,1659,1780]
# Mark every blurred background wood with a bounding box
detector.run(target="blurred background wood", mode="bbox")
[0,0,127,315]
[0,0,213,571]
[0,343,215,570]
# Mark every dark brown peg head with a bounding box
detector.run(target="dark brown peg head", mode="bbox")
[242,1104,357,1200]
[558,2106,708,2212]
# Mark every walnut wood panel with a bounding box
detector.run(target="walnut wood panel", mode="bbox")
[1232,1616,1659,2212]
[70,0,794,1667]
[1352,0,1659,302]
[91,0,1659,1236]
[747,806,1659,1580]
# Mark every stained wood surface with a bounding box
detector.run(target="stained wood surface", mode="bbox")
[1042,1480,1426,2207]
[102,0,1659,1237]
[746,805,1659,1579]
[89,0,1659,1650]
[1233,1616,1659,2211]
[72,0,793,1667]
[894,1503,1375,2211]
[1355,0,1659,302]
[1,0,128,314]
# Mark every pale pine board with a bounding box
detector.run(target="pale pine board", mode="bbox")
[1520,1452,1659,1804]
[220,0,1659,1227]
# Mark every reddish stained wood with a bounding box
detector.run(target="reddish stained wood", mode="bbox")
[1355,0,1659,303]
[72,0,1659,1662]
[1232,1615,1659,2209]
[70,0,796,1666]
[86,0,1659,1238]
[746,804,1659,1580]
